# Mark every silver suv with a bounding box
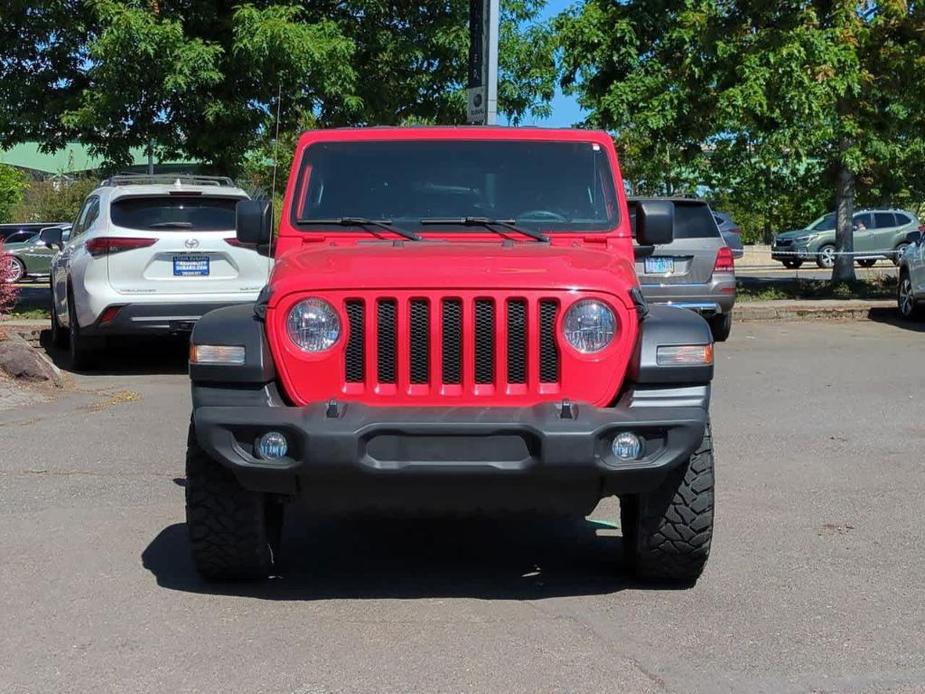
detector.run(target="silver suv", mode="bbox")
[630,198,736,341]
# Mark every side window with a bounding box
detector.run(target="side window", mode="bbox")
[853,212,872,230]
[71,196,98,238]
[83,198,101,231]
[895,213,913,226]
[873,212,895,229]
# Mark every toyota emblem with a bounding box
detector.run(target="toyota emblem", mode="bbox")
[184,238,200,249]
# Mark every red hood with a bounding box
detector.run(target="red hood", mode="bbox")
[267,241,638,308]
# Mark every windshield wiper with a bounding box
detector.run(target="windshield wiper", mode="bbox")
[148,221,193,228]
[296,216,421,242]
[420,216,549,243]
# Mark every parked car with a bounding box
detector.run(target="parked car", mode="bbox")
[713,211,744,259]
[43,174,270,369]
[630,197,736,341]
[772,209,920,269]
[0,222,68,243]
[185,127,717,586]
[2,224,71,282]
[897,230,925,319]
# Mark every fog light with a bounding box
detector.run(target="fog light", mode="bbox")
[611,432,642,461]
[256,431,288,460]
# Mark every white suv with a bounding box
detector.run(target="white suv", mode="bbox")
[45,175,271,368]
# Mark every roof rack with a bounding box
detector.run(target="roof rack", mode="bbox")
[100,173,236,188]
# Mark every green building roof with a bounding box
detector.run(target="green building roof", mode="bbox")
[0,142,195,176]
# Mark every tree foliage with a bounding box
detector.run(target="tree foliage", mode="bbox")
[0,0,557,174]
[0,165,28,224]
[558,1,925,270]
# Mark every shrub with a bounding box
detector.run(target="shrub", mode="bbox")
[0,241,20,318]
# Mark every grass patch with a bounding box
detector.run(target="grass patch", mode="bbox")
[737,276,895,302]
[5,308,50,320]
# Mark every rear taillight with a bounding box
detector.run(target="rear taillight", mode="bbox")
[713,246,735,273]
[85,237,156,257]
[224,237,243,247]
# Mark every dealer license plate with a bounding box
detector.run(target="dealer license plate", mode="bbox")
[644,257,674,274]
[173,255,210,277]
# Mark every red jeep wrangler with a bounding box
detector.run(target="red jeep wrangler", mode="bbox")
[187,127,715,585]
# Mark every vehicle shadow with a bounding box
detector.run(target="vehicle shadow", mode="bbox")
[867,306,925,332]
[142,508,648,600]
[39,331,190,376]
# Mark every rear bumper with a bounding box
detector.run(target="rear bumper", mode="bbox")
[639,276,736,315]
[193,392,709,512]
[83,301,255,335]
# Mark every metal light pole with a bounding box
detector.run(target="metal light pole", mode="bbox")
[467,0,499,125]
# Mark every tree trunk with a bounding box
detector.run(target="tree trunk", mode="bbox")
[832,163,856,282]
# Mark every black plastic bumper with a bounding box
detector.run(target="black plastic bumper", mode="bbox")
[193,398,708,512]
[85,301,254,335]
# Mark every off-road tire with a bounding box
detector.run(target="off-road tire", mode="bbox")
[185,422,277,581]
[708,313,732,342]
[781,259,803,269]
[620,425,714,586]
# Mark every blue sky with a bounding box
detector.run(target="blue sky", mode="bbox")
[519,0,585,127]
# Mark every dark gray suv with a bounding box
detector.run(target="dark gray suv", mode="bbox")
[631,198,736,341]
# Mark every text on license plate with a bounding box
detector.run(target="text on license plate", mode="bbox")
[644,257,674,274]
[173,255,210,277]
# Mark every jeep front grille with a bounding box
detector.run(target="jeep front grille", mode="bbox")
[343,295,561,394]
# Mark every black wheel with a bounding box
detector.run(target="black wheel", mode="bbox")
[67,291,97,370]
[781,259,803,269]
[5,257,26,283]
[50,283,67,348]
[897,272,921,320]
[857,259,876,268]
[816,244,836,269]
[893,243,910,267]
[708,313,732,342]
[186,422,279,581]
[620,424,714,586]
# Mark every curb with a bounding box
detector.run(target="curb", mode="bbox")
[1,320,46,347]
[733,300,894,321]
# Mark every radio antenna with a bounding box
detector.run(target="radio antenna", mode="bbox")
[267,83,282,264]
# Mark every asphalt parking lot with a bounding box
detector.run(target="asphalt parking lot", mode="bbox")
[2,319,924,693]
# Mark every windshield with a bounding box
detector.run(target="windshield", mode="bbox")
[807,213,836,231]
[291,140,619,232]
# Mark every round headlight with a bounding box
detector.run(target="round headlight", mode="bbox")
[563,300,616,353]
[286,298,341,352]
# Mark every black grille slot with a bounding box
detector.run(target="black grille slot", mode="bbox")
[442,299,462,384]
[345,300,365,383]
[474,299,495,384]
[377,299,397,383]
[539,300,560,382]
[507,299,527,384]
[409,299,430,384]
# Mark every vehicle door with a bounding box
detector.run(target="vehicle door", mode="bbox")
[911,231,925,296]
[53,198,95,320]
[852,212,875,253]
[868,212,898,254]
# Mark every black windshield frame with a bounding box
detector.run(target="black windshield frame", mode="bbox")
[288,139,620,234]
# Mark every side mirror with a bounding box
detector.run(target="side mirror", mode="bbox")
[635,200,674,246]
[39,226,64,250]
[236,199,272,249]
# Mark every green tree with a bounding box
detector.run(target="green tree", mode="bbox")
[0,165,28,223]
[1,0,557,175]
[557,1,925,281]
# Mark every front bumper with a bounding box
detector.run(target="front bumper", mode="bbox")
[193,394,709,512]
[771,244,812,261]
